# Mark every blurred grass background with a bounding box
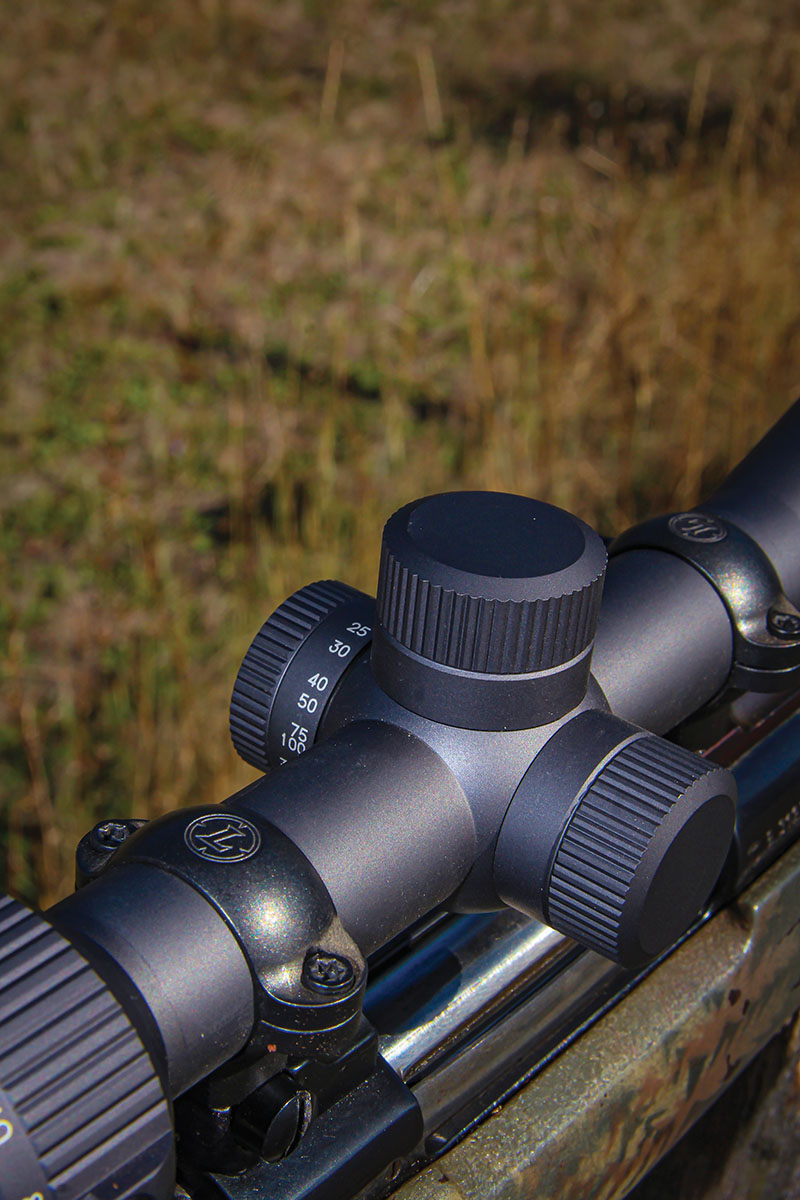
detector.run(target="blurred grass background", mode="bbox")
[1,0,799,905]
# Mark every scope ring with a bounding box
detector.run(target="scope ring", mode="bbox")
[110,807,367,1061]
[611,510,800,693]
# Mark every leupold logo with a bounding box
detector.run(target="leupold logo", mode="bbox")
[668,512,727,544]
[184,814,261,862]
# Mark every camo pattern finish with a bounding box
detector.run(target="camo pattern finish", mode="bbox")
[393,839,800,1200]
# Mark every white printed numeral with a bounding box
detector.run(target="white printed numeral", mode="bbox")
[281,723,309,753]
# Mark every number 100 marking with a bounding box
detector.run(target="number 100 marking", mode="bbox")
[281,723,308,753]
[0,1103,12,1145]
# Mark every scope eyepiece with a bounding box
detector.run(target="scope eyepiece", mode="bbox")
[0,896,174,1200]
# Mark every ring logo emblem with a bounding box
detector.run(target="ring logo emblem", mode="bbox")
[185,814,261,862]
[668,512,727,543]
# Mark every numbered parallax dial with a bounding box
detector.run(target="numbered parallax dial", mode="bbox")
[230,581,374,772]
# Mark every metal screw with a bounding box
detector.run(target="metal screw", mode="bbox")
[233,1077,313,1163]
[77,819,145,888]
[93,820,131,848]
[768,609,800,640]
[302,950,356,994]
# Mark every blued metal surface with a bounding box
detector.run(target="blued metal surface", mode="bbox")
[410,944,620,1135]
[720,708,800,894]
[369,914,569,1082]
[391,837,800,1200]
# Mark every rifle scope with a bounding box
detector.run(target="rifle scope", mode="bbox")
[1,400,799,1200]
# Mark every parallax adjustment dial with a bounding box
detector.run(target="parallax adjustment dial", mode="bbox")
[230,581,374,771]
[371,491,608,729]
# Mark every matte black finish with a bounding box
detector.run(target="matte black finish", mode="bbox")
[0,896,174,1200]
[231,721,476,954]
[707,399,800,605]
[113,808,366,1055]
[203,1058,422,1200]
[593,398,800,731]
[231,1074,313,1162]
[371,624,594,730]
[51,863,255,1096]
[611,509,800,692]
[6,402,798,1200]
[546,736,735,965]
[75,817,146,887]
[494,711,642,922]
[494,711,737,966]
[372,492,606,727]
[230,581,374,771]
[320,651,613,914]
[592,550,734,733]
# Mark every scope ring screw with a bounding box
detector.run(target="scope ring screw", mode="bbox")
[232,1075,313,1163]
[768,608,800,640]
[92,820,132,849]
[302,950,356,994]
[77,818,148,887]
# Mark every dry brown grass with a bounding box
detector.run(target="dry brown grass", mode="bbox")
[1,0,799,902]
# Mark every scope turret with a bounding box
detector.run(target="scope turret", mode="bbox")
[371,491,608,729]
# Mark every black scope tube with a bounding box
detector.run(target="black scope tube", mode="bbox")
[49,863,256,1096]
[706,401,800,605]
[593,398,800,732]
[591,550,734,733]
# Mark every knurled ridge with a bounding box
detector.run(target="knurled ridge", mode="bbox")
[0,895,172,1200]
[546,738,711,958]
[376,543,604,673]
[230,580,362,770]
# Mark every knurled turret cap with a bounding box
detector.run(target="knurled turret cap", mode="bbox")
[546,735,736,966]
[0,895,173,1199]
[376,492,607,674]
[230,580,364,772]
